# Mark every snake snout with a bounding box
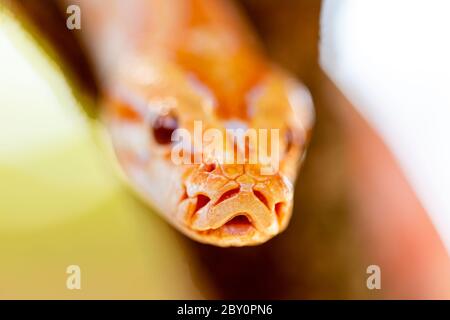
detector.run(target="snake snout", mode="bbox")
[183,165,293,244]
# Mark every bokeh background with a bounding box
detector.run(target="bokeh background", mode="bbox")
[1,0,449,299]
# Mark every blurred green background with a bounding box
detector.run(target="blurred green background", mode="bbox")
[0,10,207,299]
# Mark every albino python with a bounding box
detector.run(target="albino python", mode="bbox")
[61,0,314,246]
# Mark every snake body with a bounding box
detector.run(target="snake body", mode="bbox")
[67,0,314,246]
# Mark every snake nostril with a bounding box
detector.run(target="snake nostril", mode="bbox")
[215,187,240,205]
[274,202,286,222]
[252,190,270,210]
[180,186,188,202]
[203,163,216,173]
[194,194,210,213]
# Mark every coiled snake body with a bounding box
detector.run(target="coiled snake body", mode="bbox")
[67,0,314,246]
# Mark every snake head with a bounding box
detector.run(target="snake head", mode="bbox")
[105,56,314,246]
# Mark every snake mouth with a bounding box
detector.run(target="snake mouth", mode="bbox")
[222,215,253,236]
[178,189,287,246]
[176,165,293,246]
[191,211,261,245]
[186,192,259,236]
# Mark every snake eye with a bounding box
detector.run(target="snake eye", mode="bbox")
[152,114,178,145]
